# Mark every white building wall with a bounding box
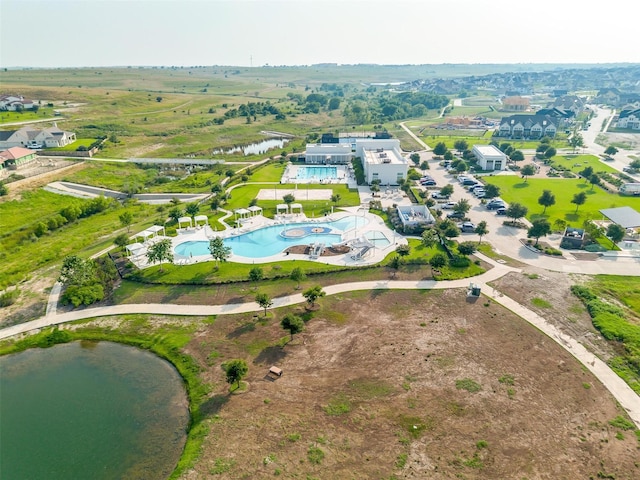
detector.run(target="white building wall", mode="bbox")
[472,145,507,171]
[305,143,353,164]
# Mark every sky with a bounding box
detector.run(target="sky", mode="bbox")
[1,0,638,68]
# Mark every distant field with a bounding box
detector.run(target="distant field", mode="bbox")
[0,108,56,124]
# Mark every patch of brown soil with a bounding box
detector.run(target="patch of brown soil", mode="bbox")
[1,160,86,201]
[284,244,350,257]
[181,289,638,479]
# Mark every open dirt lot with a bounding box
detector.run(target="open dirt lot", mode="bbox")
[181,288,639,479]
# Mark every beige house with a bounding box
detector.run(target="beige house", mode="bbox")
[0,124,76,150]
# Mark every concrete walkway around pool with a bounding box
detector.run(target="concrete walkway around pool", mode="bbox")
[167,208,405,267]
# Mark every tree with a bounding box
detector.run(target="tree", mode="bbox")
[440,184,454,197]
[506,202,528,225]
[453,198,471,215]
[223,359,248,389]
[579,166,594,181]
[331,193,341,206]
[208,236,231,265]
[483,183,500,199]
[527,219,551,246]
[606,223,625,248]
[520,164,536,181]
[59,255,95,286]
[156,96,163,102]
[458,241,476,256]
[509,150,525,162]
[302,285,325,308]
[395,244,411,257]
[543,147,556,160]
[571,191,587,213]
[455,160,467,173]
[0,182,7,196]
[370,183,380,197]
[569,132,584,153]
[281,313,304,341]
[537,189,556,214]
[454,139,468,153]
[249,266,264,283]
[604,146,618,157]
[443,150,454,161]
[589,174,600,190]
[289,267,306,289]
[429,252,447,274]
[146,239,174,272]
[328,97,341,110]
[255,292,273,316]
[410,153,420,165]
[421,229,438,249]
[474,221,489,244]
[185,202,200,217]
[282,193,295,205]
[119,211,133,232]
[630,159,640,170]
[169,207,183,223]
[114,232,129,249]
[433,142,447,156]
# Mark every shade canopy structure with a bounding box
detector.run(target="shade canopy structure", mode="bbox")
[178,216,193,228]
[248,205,263,216]
[600,206,640,229]
[276,204,289,213]
[135,229,154,242]
[147,225,165,236]
[125,242,146,256]
[234,208,250,222]
[290,203,303,214]
[194,214,209,225]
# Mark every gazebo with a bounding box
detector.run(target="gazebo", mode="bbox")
[248,205,263,217]
[178,216,193,229]
[194,214,209,226]
[234,208,250,222]
[135,229,154,243]
[276,204,289,215]
[147,225,166,237]
[125,242,146,258]
[290,203,303,215]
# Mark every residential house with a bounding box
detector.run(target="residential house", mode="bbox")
[497,114,557,139]
[616,109,640,130]
[471,145,507,171]
[0,146,38,169]
[0,125,76,150]
[551,95,585,115]
[0,94,35,111]
[501,96,530,112]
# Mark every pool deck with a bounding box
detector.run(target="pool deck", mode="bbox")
[132,209,405,269]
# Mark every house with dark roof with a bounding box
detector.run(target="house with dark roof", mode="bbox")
[551,95,585,115]
[0,125,76,150]
[616,109,640,130]
[497,114,557,139]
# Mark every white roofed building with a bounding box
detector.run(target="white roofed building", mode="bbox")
[356,139,408,185]
[472,144,507,171]
[305,143,353,164]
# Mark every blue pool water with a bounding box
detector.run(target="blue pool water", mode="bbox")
[365,231,391,247]
[296,166,338,180]
[174,215,370,259]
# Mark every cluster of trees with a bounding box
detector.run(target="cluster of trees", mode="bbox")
[343,91,448,124]
[59,254,118,307]
[34,195,116,238]
[223,101,284,121]
[535,138,557,161]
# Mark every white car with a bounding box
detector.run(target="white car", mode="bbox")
[441,201,456,209]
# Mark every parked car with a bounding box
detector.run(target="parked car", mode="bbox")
[475,191,486,198]
[468,184,484,192]
[447,211,465,220]
[495,207,507,215]
[461,178,478,186]
[441,201,456,209]
[421,179,437,186]
[27,143,43,149]
[460,222,476,232]
[486,199,505,210]
[431,192,449,200]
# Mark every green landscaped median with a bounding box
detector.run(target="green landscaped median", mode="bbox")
[482,176,640,226]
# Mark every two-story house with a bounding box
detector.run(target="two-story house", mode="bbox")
[497,115,558,139]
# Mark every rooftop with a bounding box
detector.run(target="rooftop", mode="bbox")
[362,148,406,166]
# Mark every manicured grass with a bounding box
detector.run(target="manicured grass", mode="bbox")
[0,108,55,124]
[44,138,98,152]
[482,176,640,226]
[421,132,562,151]
[548,154,620,175]
[246,161,287,182]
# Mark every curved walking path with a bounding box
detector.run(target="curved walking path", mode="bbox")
[2,254,638,428]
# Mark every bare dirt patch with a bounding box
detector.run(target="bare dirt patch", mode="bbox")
[181,288,638,479]
[1,160,86,201]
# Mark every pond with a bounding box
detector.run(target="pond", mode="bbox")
[0,341,189,480]
[212,137,289,156]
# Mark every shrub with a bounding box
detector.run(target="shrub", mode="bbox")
[449,255,471,268]
[0,288,20,307]
[62,283,104,307]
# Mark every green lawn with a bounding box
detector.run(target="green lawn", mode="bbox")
[421,132,560,151]
[44,138,98,151]
[245,161,287,182]
[0,108,55,124]
[548,154,621,175]
[482,176,640,226]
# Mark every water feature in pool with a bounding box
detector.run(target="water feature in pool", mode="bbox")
[296,166,338,181]
[174,215,370,258]
[365,231,391,247]
[0,341,189,480]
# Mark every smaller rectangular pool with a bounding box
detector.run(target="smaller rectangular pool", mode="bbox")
[296,166,338,181]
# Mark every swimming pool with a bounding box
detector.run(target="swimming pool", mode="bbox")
[296,166,338,180]
[174,215,370,259]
